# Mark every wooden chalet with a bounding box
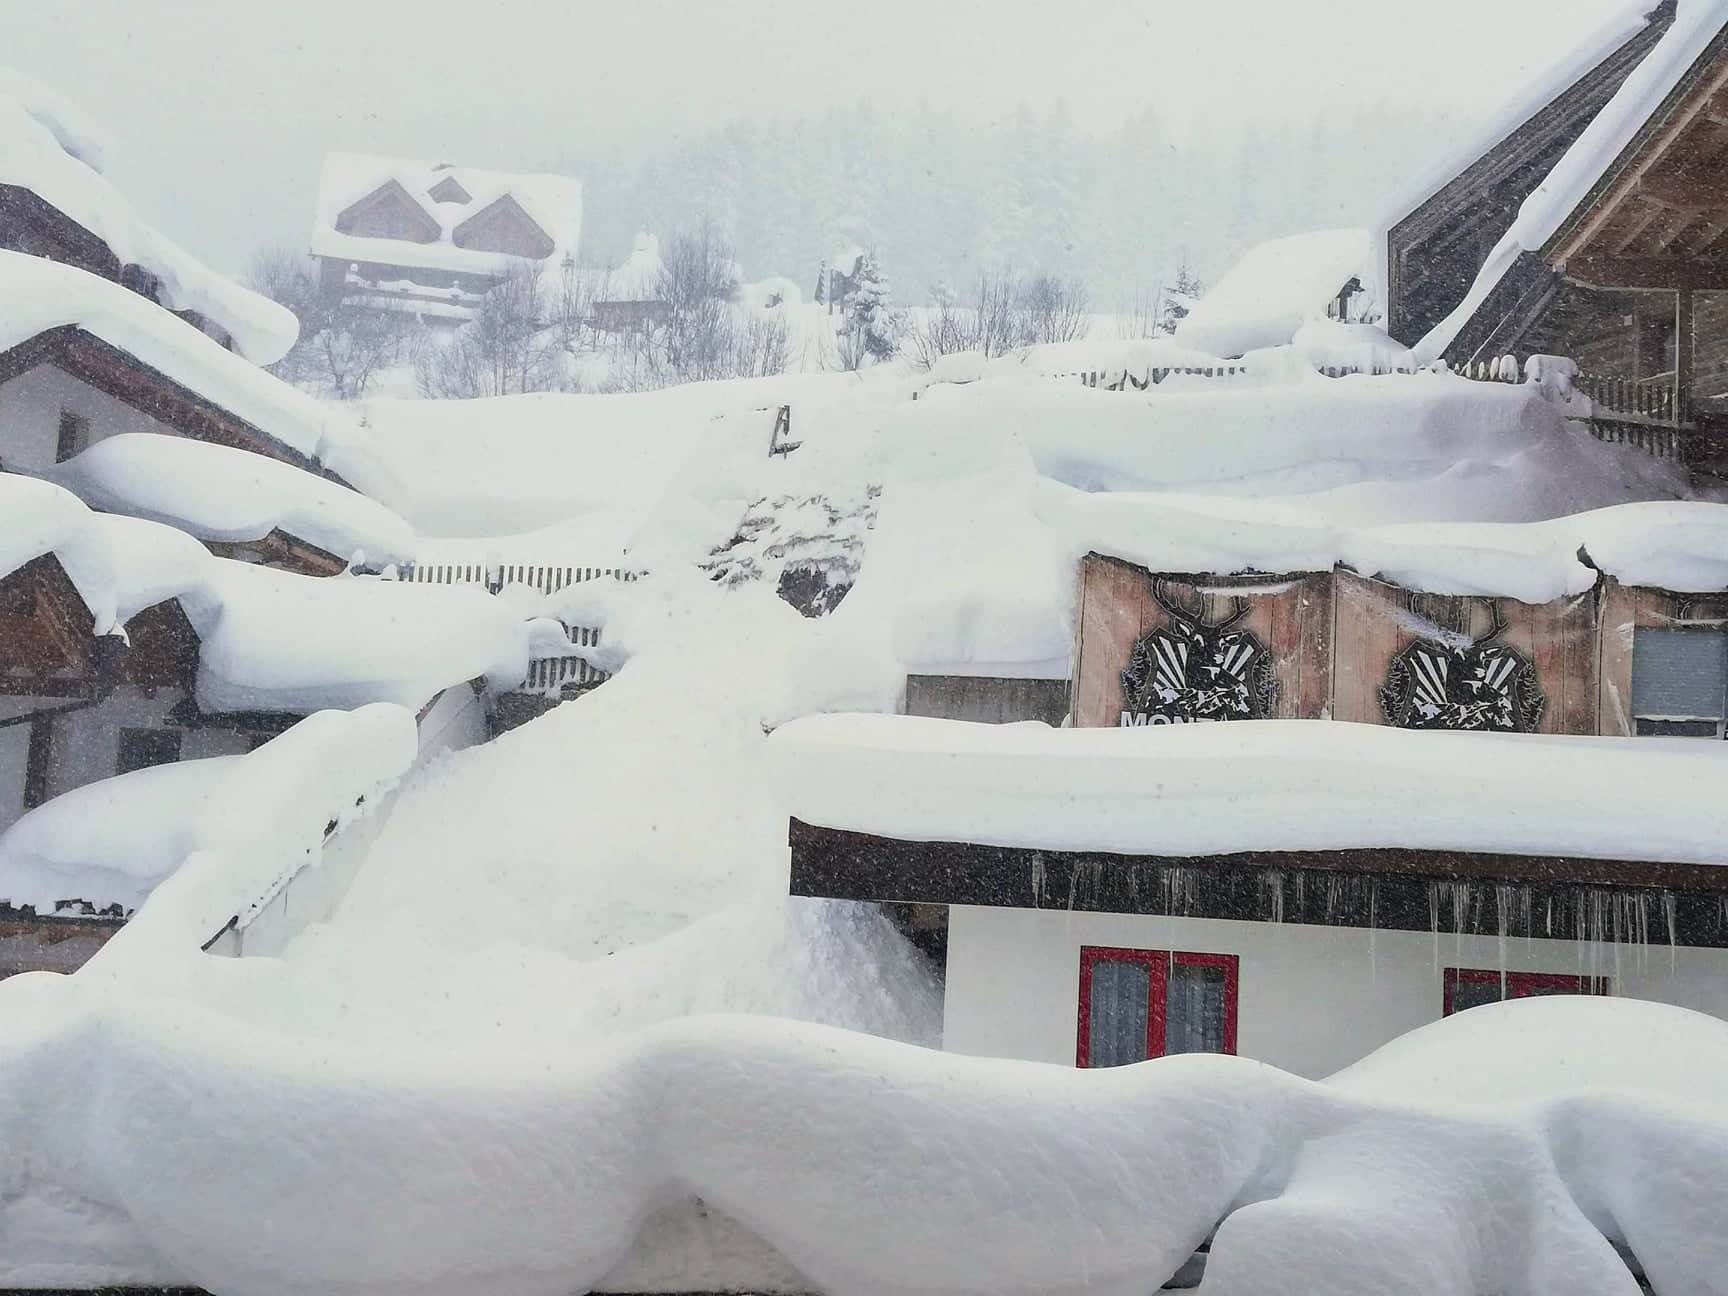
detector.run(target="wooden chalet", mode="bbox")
[1390,1,1728,467]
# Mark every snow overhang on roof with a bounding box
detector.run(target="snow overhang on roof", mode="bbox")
[45,433,418,571]
[0,250,349,468]
[0,71,298,364]
[1413,0,1728,364]
[772,714,1728,869]
[311,150,583,279]
[1174,229,1378,358]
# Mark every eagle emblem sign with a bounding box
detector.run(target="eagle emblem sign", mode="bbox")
[1378,603,1545,732]
[1120,580,1278,725]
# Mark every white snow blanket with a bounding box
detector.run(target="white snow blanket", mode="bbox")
[0,73,296,364]
[772,713,1728,866]
[0,251,339,462]
[0,981,1722,1296]
[1174,228,1377,357]
[178,560,557,715]
[47,433,418,568]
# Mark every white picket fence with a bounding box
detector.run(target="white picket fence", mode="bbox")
[407,562,630,697]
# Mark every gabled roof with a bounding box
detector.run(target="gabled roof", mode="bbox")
[0,250,351,472]
[0,68,298,365]
[1408,1,1728,364]
[311,151,582,279]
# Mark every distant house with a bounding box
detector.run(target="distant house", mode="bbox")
[311,152,583,323]
[815,246,864,315]
[1385,0,1728,466]
[588,231,669,334]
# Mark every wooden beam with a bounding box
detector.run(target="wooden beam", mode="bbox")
[1561,253,1728,289]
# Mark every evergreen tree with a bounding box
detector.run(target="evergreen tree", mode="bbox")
[842,252,898,365]
[1159,261,1205,334]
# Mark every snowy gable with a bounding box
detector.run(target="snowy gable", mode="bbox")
[0,251,347,467]
[46,433,418,571]
[1174,228,1377,357]
[0,73,297,364]
[312,151,583,278]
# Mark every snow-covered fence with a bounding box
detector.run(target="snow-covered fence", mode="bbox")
[1076,364,1250,390]
[407,562,629,697]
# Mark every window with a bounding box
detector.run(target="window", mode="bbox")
[1442,968,1608,1016]
[1077,946,1238,1067]
[55,410,89,463]
[1631,627,1727,737]
[116,727,182,775]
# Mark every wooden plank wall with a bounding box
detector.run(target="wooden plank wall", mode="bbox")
[1076,555,1602,734]
[1597,578,1728,735]
[1072,556,1331,727]
[1332,572,1597,734]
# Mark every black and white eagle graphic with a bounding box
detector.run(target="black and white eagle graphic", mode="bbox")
[1120,581,1278,723]
[1378,605,1545,733]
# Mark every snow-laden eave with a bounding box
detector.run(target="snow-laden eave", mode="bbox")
[0,77,298,365]
[0,251,359,470]
[1413,2,1728,365]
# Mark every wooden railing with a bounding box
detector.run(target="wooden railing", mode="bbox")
[406,563,630,697]
[1077,364,1250,389]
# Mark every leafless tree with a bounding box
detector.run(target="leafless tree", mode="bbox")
[414,259,569,399]
[250,249,414,399]
[1016,273,1091,346]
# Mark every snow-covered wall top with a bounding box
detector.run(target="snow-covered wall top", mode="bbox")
[1414,0,1726,364]
[0,73,297,365]
[311,150,583,278]
[0,251,344,464]
[46,433,418,569]
[771,713,1728,866]
[1173,228,1377,357]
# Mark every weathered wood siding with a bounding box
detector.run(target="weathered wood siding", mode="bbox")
[906,675,1070,726]
[1332,572,1598,734]
[1072,556,1331,728]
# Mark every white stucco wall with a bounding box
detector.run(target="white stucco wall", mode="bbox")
[943,904,1728,1079]
[43,687,251,799]
[0,361,179,472]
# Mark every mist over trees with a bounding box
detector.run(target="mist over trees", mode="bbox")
[572,103,1457,308]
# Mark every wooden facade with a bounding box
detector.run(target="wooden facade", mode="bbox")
[1074,554,1718,739]
[1389,2,1728,467]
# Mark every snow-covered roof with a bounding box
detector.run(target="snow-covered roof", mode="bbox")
[0,474,208,636]
[1414,0,1728,364]
[772,714,1728,866]
[0,71,297,365]
[1173,229,1376,357]
[177,559,560,716]
[311,151,583,279]
[601,231,663,301]
[45,433,418,570]
[0,251,351,467]
[1065,496,1728,602]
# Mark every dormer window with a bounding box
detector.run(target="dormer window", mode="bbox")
[428,176,472,205]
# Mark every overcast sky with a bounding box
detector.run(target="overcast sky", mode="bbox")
[8,0,1641,276]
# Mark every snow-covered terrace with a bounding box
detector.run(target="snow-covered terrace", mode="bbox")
[0,69,297,364]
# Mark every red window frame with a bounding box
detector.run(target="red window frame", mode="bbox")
[1442,967,1609,1016]
[1077,946,1239,1067]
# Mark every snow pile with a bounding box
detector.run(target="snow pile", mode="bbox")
[0,76,296,364]
[312,151,582,280]
[0,758,242,915]
[1174,228,1377,357]
[1415,0,1725,364]
[0,252,342,464]
[601,230,664,300]
[705,486,880,596]
[0,980,1724,1295]
[47,433,418,569]
[0,474,209,637]
[178,560,561,715]
[772,714,1728,865]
